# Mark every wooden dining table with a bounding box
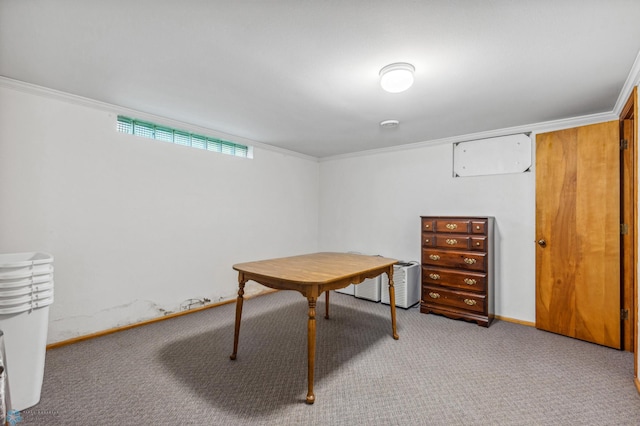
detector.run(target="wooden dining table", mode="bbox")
[230,252,399,404]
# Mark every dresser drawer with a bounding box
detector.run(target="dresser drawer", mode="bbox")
[471,220,487,235]
[433,235,487,251]
[422,267,487,292]
[422,218,436,233]
[422,248,486,271]
[435,219,470,233]
[422,285,486,313]
[470,237,487,251]
[422,233,436,247]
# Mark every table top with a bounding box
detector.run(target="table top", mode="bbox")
[233,252,397,286]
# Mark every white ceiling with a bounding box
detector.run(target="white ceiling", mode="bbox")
[2,1,640,158]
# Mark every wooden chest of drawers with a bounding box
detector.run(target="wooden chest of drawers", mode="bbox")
[420,216,494,327]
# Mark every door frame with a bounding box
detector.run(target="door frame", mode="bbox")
[620,87,637,372]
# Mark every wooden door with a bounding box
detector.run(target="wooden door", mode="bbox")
[535,120,621,349]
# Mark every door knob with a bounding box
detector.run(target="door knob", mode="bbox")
[537,239,547,247]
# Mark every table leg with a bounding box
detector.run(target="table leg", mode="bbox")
[230,276,246,360]
[387,267,399,340]
[306,296,317,404]
[324,290,330,319]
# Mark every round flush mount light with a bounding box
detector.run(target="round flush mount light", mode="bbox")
[380,119,400,128]
[379,62,415,93]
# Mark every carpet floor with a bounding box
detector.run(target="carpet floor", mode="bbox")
[16,290,640,425]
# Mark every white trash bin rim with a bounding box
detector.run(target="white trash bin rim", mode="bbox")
[0,253,54,280]
[0,265,53,281]
[0,282,53,298]
[0,274,53,290]
[0,290,54,307]
[0,297,53,315]
[0,253,53,267]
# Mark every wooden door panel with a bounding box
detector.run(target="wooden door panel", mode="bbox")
[536,121,620,349]
[575,123,620,347]
[535,128,578,336]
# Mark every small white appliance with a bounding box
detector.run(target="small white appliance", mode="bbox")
[335,283,355,295]
[354,276,382,302]
[380,261,420,308]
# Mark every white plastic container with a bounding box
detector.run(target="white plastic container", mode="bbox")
[0,253,53,280]
[0,308,50,411]
[0,252,53,411]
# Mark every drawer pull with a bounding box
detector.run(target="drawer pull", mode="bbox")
[445,223,458,230]
[428,292,440,299]
[475,242,481,247]
[463,258,476,265]
[429,254,440,261]
[425,238,431,244]
[464,299,477,306]
[463,278,477,286]
[424,224,431,229]
[429,273,440,280]
[445,239,457,245]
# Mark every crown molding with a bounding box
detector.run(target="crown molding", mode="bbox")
[0,76,318,163]
[613,47,640,116]
[320,111,617,162]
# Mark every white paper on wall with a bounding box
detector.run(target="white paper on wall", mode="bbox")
[453,133,532,177]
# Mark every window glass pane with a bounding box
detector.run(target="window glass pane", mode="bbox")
[221,142,234,155]
[207,138,222,152]
[174,131,191,146]
[134,121,155,139]
[191,135,206,149]
[117,117,133,134]
[235,145,248,157]
[155,126,174,142]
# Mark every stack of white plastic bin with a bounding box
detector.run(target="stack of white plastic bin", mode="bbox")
[0,252,54,411]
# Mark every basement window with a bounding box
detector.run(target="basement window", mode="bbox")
[117,116,251,158]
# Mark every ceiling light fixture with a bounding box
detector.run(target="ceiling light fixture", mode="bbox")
[380,119,400,128]
[379,62,415,93]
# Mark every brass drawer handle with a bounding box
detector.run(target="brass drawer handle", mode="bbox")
[424,224,431,229]
[464,299,477,306]
[428,292,440,299]
[424,238,431,244]
[429,273,440,280]
[463,258,476,265]
[429,254,440,261]
[445,239,457,245]
[464,278,476,285]
[445,223,458,230]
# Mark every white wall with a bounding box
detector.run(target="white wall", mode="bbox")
[0,84,319,344]
[319,142,536,323]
